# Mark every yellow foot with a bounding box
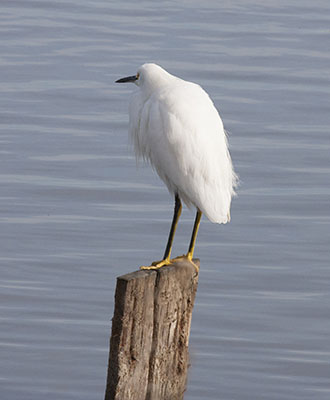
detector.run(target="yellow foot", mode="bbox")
[171,254,200,273]
[140,258,172,270]
[140,255,199,273]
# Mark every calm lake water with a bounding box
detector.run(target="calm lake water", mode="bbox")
[1,1,330,399]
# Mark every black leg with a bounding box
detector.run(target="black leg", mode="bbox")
[163,193,182,260]
[187,209,202,259]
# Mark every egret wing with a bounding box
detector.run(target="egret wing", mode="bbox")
[131,81,236,223]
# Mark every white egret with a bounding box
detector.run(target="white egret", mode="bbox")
[116,63,237,270]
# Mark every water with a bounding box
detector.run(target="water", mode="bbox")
[1,1,330,399]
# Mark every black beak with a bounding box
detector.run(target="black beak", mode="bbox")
[115,75,138,83]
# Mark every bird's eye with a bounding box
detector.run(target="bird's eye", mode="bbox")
[136,73,140,80]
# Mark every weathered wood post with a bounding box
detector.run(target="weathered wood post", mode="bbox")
[104,258,199,400]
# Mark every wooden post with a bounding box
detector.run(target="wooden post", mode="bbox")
[104,259,199,400]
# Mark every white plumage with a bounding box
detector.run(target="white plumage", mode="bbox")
[116,63,237,269]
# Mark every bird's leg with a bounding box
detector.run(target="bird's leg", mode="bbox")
[172,209,202,272]
[187,209,202,261]
[140,194,182,270]
[162,194,182,261]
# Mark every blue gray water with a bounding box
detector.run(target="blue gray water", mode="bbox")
[1,1,330,399]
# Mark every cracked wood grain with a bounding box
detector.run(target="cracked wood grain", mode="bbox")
[104,259,199,400]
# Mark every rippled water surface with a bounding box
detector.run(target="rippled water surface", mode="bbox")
[1,1,330,399]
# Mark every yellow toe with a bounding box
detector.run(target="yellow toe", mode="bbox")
[171,253,199,272]
[140,258,171,270]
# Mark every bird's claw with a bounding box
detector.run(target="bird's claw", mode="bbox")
[140,258,171,270]
[171,254,199,273]
[140,255,199,273]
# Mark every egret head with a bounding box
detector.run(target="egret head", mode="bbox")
[116,63,174,92]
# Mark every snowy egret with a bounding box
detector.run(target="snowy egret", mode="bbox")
[116,63,237,270]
